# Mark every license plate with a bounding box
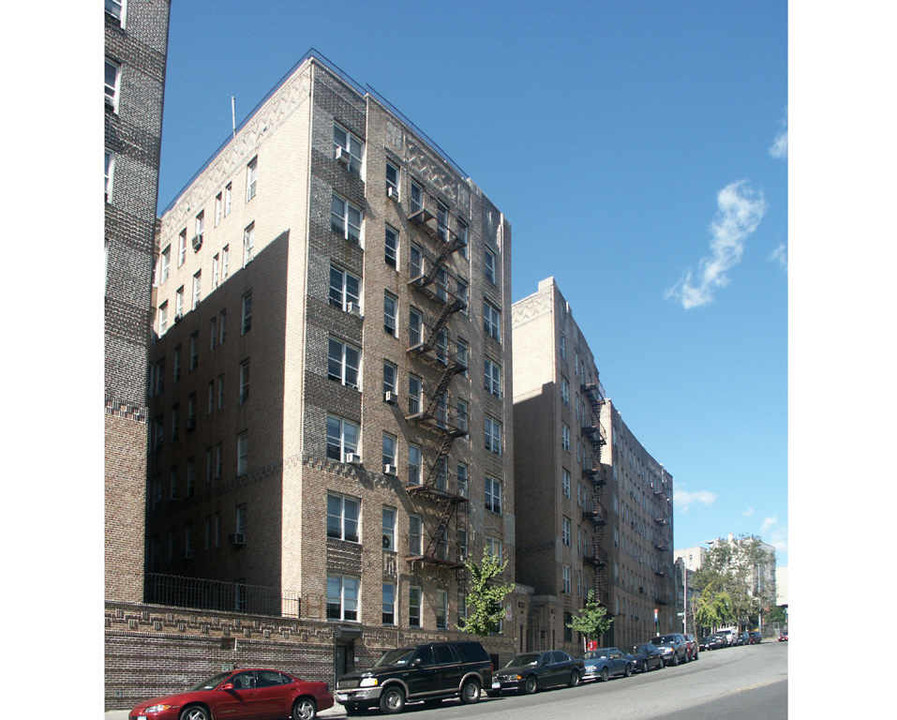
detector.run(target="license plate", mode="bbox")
[491,681,500,689]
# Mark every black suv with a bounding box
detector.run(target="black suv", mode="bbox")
[334,641,492,715]
[648,633,689,666]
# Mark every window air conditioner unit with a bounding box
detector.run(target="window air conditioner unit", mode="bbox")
[384,463,397,475]
[346,301,362,317]
[387,186,399,201]
[384,391,397,405]
[335,146,351,166]
[191,234,203,252]
[345,453,361,464]
[229,533,246,546]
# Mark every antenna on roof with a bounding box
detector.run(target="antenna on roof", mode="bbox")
[231,96,236,138]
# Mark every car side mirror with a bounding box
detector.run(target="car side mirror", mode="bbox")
[412,657,422,666]
[220,683,235,691]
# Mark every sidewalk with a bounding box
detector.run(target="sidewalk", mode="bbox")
[104,702,346,718]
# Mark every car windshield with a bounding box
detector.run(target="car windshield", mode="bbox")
[584,648,612,660]
[373,648,417,667]
[650,635,677,645]
[191,672,232,691]
[505,653,541,667]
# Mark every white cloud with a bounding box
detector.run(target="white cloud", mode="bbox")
[769,130,787,159]
[743,506,755,517]
[768,243,787,269]
[674,487,718,513]
[666,180,767,309]
[760,516,778,534]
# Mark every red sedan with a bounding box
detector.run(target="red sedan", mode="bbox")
[128,668,333,720]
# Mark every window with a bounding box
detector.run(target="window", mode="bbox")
[222,244,229,279]
[457,527,468,561]
[457,218,469,258]
[561,376,570,405]
[326,415,360,462]
[382,433,396,468]
[560,334,567,360]
[382,507,396,552]
[484,416,502,455]
[409,244,423,279]
[215,192,222,226]
[333,123,364,174]
[239,359,250,404]
[218,310,227,345]
[236,431,248,476]
[170,407,179,442]
[562,423,571,451]
[562,468,571,498]
[456,339,469,375]
[435,456,448,491]
[382,583,396,625]
[409,586,422,627]
[410,181,423,214]
[326,575,359,621]
[484,358,502,397]
[206,382,213,414]
[243,222,254,266]
[194,211,204,247]
[484,248,497,285]
[105,0,125,23]
[329,265,361,312]
[246,157,257,201]
[178,229,187,267]
[224,183,232,216]
[331,194,362,244]
[159,246,170,285]
[158,301,168,334]
[327,338,360,388]
[384,292,398,336]
[436,589,448,630]
[382,361,397,395]
[173,346,181,383]
[456,398,469,433]
[408,374,422,415]
[457,277,469,314]
[209,317,218,351]
[186,461,196,498]
[408,308,423,347]
[457,463,469,498]
[435,268,448,302]
[386,161,399,197]
[483,303,502,346]
[562,516,572,546]
[174,286,183,317]
[384,225,398,268]
[408,444,422,485]
[192,271,201,310]
[217,374,225,409]
[327,492,360,542]
[435,327,448,364]
[241,291,252,334]
[485,536,503,560]
[408,515,422,555]
[104,150,115,203]
[562,565,571,594]
[485,477,503,514]
[189,333,198,370]
[437,202,449,242]
[104,58,121,111]
[213,444,222,481]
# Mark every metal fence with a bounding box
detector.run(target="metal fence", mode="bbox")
[145,573,300,618]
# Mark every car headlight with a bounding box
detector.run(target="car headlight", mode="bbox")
[144,705,174,714]
[585,665,596,672]
[359,678,379,688]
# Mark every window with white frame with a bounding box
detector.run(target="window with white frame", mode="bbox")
[382,361,397,395]
[457,277,469,314]
[241,291,252,334]
[457,463,469,498]
[105,0,125,25]
[382,433,396,468]
[326,415,359,462]
[194,211,204,247]
[408,444,422,485]
[562,423,571,451]
[562,516,572,546]
[382,582,396,625]
[329,265,360,312]
[484,358,502,397]
[408,307,422,347]
[239,359,250,404]
[562,565,571,594]
[562,468,571,498]
[333,123,364,174]
[236,431,248,476]
[436,589,448,630]
[456,339,469,375]
[408,374,422,416]
[327,338,360,389]
[246,157,257,201]
[561,376,570,405]
[326,575,359,621]
[485,536,503,561]
[483,299,501,341]
[485,477,502,514]
[384,291,398,336]
[456,398,469,433]
[457,527,468,563]
[224,182,232,216]
[331,194,362,244]
[104,58,121,111]
[221,244,229,279]
[385,161,399,197]
[385,225,399,268]
[410,180,423,214]
[408,585,422,627]
[484,416,502,455]
[408,515,422,556]
[212,254,220,289]
[327,492,360,542]
[437,201,449,242]
[484,247,497,285]
[215,192,222,226]
[409,243,423,279]
[382,507,396,552]
[158,301,168,334]
[104,150,115,203]
[192,271,201,310]
[159,246,170,285]
[242,222,254,266]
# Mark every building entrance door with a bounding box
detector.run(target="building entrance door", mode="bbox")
[335,640,355,681]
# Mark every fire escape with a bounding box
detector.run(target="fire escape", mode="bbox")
[403,201,469,578]
[652,477,672,606]
[581,379,610,606]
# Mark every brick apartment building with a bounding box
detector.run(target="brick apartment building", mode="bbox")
[512,278,675,653]
[104,0,171,604]
[144,52,522,675]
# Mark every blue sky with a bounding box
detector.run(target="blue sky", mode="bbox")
[158,0,788,565]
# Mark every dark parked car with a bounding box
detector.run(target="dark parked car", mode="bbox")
[489,650,583,695]
[628,643,666,672]
[128,668,333,720]
[749,631,762,644]
[649,634,689,666]
[334,641,491,715]
[581,647,633,682]
[683,633,699,661]
[733,631,750,646]
[700,634,727,651]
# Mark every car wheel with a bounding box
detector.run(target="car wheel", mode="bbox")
[524,675,539,694]
[568,670,581,687]
[379,686,405,714]
[460,678,481,704]
[179,707,210,720]
[624,664,632,678]
[293,697,317,720]
[600,667,610,683]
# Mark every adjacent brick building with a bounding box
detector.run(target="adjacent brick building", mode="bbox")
[145,52,522,679]
[105,0,171,604]
[512,277,675,653]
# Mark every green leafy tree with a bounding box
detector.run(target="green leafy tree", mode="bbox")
[457,552,515,636]
[566,590,613,650]
[694,583,733,634]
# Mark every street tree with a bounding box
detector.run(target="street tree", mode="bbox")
[457,551,515,636]
[566,589,613,651]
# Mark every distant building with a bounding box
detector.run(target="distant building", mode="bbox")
[104,0,171,604]
[674,545,707,573]
[512,277,675,654]
[775,566,788,607]
[145,52,522,674]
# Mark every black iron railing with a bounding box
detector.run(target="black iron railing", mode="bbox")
[145,573,299,617]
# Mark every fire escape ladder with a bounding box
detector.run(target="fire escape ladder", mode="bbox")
[422,497,459,561]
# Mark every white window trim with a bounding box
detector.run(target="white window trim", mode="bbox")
[104,58,121,112]
[104,150,115,204]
